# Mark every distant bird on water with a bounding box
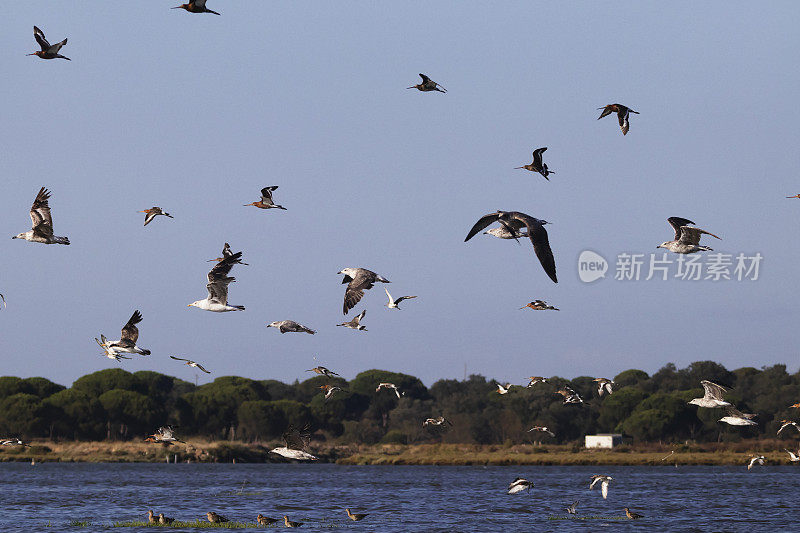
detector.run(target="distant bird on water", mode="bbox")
[267,320,315,334]
[688,380,731,408]
[385,288,417,309]
[99,310,151,356]
[657,217,721,254]
[284,516,303,528]
[270,425,317,461]
[307,366,340,378]
[515,147,554,180]
[589,475,613,499]
[169,355,211,373]
[423,416,453,427]
[206,512,228,524]
[520,300,559,311]
[407,73,446,93]
[465,211,557,283]
[12,187,70,245]
[624,508,643,520]
[188,251,245,312]
[173,0,220,15]
[28,26,70,60]
[507,477,534,494]
[597,103,639,135]
[346,509,368,522]
[338,268,390,315]
[158,513,175,525]
[337,310,367,330]
[777,420,799,435]
[376,382,403,398]
[207,242,249,266]
[594,378,614,396]
[244,186,286,210]
[139,207,173,227]
[257,514,278,526]
[719,406,758,426]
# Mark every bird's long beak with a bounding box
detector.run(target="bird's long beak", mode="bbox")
[26,53,36,56]
[514,166,524,169]
[406,86,415,89]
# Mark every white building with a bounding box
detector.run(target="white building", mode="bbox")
[585,434,623,448]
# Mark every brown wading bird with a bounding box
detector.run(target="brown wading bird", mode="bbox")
[556,387,584,404]
[407,73,446,93]
[12,187,70,245]
[515,147,554,180]
[624,508,643,520]
[520,300,559,311]
[257,514,278,526]
[173,0,220,15]
[244,186,286,210]
[320,384,344,401]
[346,509,368,522]
[423,416,453,427]
[527,376,548,387]
[158,513,175,525]
[284,515,303,528]
[147,510,157,524]
[207,512,228,523]
[307,366,340,378]
[597,103,639,135]
[139,207,173,227]
[28,26,70,60]
[208,242,249,265]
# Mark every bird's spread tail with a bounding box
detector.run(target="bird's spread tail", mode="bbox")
[234,305,245,310]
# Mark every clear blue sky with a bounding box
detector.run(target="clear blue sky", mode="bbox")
[1,2,798,387]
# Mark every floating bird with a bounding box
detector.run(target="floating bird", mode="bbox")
[173,0,220,15]
[337,310,367,330]
[147,426,185,444]
[159,514,175,525]
[515,147,554,180]
[99,310,151,356]
[465,211,557,283]
[0,438,31,447]
[244,186,286,210]
[747,455,765,470]
[566,501,579,515]
[785,449,799,463]
[719,406,758,426]
[657,217,721,254]
[320,384,344,401]
[266,320,315,334]
[95,335,131,362]
[520,300,559,311]
[339,268,390,314]
[624,508,643,520]
[777,420,800,435]
[423,416,453,427]
[376,382,403,398]
[28,26,70,60]
[207,512,228,524]
[527,376,548,387]
[188,251,245,312]
[207,242,249,266]
[270,425,317,461]
[346,509,368,522]
[283,516,303,528]
[385,288,417,309]
[407,73,446,93]
[12,187,70,245]
[594,378,614,396]
[169,356,211,373]
[257,514,278,526]
[527,426,555,438]
[139,207,173,227]
[307,366,340,378]
[688,380,731,408]
[496,383,513,395]
[589,475,612,499]
[507,477,534,494]
[483,226,529,240]
[147,510,157,524]
[556,387,584,404]
[597,103,639,135]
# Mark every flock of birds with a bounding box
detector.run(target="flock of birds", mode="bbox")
[4,4,799,527]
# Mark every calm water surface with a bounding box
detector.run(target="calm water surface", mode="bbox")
[0,463,796,532]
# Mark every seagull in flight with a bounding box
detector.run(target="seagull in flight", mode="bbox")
[95,335,131,362]
[376,382,403,398]
[589,475,612,499]
[515,147,554,180]
[99,310,151,356]
[244,186,286,210]
[777,420,800,435]
[139,207,173,227]
[173,0,220,15]
[483,226,529,241]
[465,211,557,283]
[12,187,70,245]
[507,477,534,494]
[594,378,614,396]
[338,268,390,315]
[407,73,446,93]
[169,356,211,373]
[688,380,731,408]
[28,26,70,60]
[267,320,315,334]
[784,449,799,462]
[337,310,367,330]
[597,103,639,135]
[270,425,317,461]
[747,455,765,470]
[657,217,721,254]
[385,288,417,309]
[719,406,758,426]
[188,250,245,312]
[307,366,340,378]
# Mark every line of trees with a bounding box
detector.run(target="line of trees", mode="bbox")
[0,361,798,445]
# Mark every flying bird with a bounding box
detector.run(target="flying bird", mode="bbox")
[283,516,303,528]
[338,268,390,315]
[385,288,417,309]
[267,320,315,334]
[270,425,317,461]
[624,508,643,520]
[407,73,446,93]
[566,501,579,515]
[465,211,557,283]
[507,477,534,494]
[719,406,758,426]
[594,378,614,396]
[346,509,368,522]
[28,26,70,60]
[597,103,639,135]
[139,207,173,227]
[483,226,529,240]
[337,310,367,330]
[423,416,453,427]
[520,300,559,311]
[785,449,799,463]
[169,355,211,373]
[747,455,765,470]
[257,515,279,526]
[207,242,249,265]
[527,376,548,387]
[95,335,131,362]
[206,512,228,524]
[0,438,31,447]
[777,420,800,435]
[790,403,800,409]
[496,383,513,395]
[173,0,220,15]
[688,380,731,408]
[589,475,613,499]
[376,382,403,398]
[307,366,340,378]
[527,426,555,438]
[12,187,70,245]
[657,217,721,254]
[787,194,800,199]
[188,250,245,312]
[146,426,184,445]
[99,310,151,356]
[515,147,554,180]
[320,384,344,401]
[556,387,584,404]
[244,186,286,210]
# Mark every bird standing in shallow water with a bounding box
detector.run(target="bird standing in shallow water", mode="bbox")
[597,103,639,135]
[257,514,278,526]
[158,513,175,525]
[207,512,228,523]
[407,73,446,93]
[515,147,554,180]
[28,26,70,60]
[283,515,303,527]
[624,508,643,520]
[346,509,368,521]
[173,0,220,15]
